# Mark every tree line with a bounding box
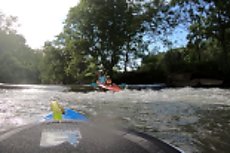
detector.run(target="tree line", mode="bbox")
[0,12,42,83]
[0,0,230,85]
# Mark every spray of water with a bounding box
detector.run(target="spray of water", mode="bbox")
[0,85,230,152]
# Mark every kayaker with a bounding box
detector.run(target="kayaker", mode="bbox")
[105,75,112,86]
[96,70,107,84]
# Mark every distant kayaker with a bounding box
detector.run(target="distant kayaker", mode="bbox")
[96,70,106,84]
[105,75,112,86]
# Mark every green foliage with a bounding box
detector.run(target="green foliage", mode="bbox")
[63,0,129,75]
[163,48,190,73]
[40,42,66,84]
[140,52,165,72]
[62,0,162,75]
[2,1,229,85]
[39,0,196,84]
[0,12,41,83]
[0,12,18,33]
[171,0,230,71]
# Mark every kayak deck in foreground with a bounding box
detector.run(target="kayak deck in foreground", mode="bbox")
[0,121,183,153]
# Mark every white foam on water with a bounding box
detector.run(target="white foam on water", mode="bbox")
[0,113,27,130]
[1,87,229,127]
[67,87,230,106]
[0,86,230,153]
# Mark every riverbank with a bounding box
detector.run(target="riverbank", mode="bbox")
[166,73,227,88]
[113,71,229,88]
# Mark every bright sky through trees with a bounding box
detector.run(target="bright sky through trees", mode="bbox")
[0,0,79,49]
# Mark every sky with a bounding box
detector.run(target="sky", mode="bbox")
[0,0,79,49]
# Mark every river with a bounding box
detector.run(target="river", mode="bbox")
[0,83,229,153]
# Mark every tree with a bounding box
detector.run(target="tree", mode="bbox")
[40,42,66,83]
[171,0,230,73]
[62,0,131,75]
[0,11,41,83]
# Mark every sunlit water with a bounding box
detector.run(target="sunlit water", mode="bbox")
[0,84,230,153]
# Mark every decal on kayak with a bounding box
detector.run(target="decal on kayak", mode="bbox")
[40,128,82,147]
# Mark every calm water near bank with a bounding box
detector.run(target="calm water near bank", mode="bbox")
[0,83,229,153]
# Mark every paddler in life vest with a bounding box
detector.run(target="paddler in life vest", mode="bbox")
[105,75,112,86]
[96,70,107,85]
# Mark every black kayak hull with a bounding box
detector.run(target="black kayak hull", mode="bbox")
[0,121,183,153]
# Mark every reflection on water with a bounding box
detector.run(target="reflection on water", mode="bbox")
[0,84,230,152]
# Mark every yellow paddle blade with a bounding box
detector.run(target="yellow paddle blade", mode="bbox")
[50,101,62,121]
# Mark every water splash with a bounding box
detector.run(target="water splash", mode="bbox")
[0,85,230,153]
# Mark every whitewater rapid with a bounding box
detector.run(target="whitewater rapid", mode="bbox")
[0,85,230,152]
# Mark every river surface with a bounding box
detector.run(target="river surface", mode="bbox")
[0,84,230,153]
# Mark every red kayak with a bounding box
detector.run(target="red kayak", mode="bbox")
[98,83,121,92]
